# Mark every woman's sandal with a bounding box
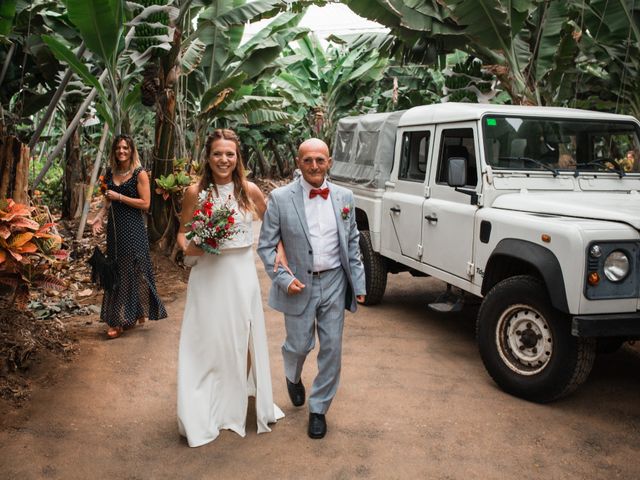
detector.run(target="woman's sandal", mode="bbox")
[107,326,123,339]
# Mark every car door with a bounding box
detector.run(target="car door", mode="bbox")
[421,124,480,279]
[380,127,434,261]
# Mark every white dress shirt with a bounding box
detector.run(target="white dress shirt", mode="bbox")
[300,177,341,272]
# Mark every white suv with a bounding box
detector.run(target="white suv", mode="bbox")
[331,103,640,402]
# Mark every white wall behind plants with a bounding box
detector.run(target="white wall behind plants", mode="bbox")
[241,3,387,45]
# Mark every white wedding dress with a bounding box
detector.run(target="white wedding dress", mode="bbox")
[177,182,284,447]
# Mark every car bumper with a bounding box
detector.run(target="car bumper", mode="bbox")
[572,313,640,337]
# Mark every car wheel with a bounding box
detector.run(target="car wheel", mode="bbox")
[358,230,387,305]
[477,275,596,403]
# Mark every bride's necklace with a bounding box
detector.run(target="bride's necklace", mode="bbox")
[114,167,132,176]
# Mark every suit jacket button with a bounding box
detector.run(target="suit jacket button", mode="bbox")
[307,270,311,274]
[308,250,312,254]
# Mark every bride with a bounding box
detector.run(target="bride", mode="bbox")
[176,129,284,447]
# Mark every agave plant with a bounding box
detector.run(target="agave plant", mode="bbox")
[0,199,68,307]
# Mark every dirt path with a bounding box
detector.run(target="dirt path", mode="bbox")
[1,235,640,479]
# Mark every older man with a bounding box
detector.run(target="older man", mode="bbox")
[258,138,366,439]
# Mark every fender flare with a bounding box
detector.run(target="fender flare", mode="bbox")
[483,239,569,313]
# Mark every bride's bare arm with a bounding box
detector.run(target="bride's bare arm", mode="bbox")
[247,182,291,274]
[178,184,204,256]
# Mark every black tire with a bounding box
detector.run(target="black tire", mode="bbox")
[358,230,387,305]
[476,275,596,403]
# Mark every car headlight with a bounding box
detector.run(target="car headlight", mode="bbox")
[603,250,630,282]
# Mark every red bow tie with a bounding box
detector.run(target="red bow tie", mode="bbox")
[309,187,330,199]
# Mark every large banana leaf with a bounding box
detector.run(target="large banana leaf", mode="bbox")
[181,39,207,75]
[200,72,247,113]
[343,0,402,31]
[531,1,570,83]
[235,10,306,57]
[197,0,244,87]
[0,0,17,39]
[582,0,640,45]
[272,72,317,106]
[221,97,296,125]
[64,0,124,65]
[215,0,287,28]
[41,34,107,100]
[234,42,282,79]
[327,32,396,54]
[444,0,514,52]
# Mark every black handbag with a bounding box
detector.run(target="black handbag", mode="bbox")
[88,246,119,291]
[88,204,119,291]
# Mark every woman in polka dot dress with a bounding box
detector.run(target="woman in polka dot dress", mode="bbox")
[90,135,167,339]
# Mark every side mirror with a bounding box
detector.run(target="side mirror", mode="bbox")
[447,157,467,187]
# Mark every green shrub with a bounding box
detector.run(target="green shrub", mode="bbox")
[29,157,63,211]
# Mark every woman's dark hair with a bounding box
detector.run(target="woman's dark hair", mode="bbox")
[200,129,253,213]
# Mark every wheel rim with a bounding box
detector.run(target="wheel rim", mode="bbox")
[495,304,553,376]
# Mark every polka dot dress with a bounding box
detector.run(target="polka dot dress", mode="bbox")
[101,167,168,328]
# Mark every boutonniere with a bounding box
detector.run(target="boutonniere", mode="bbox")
[341,204,351,220]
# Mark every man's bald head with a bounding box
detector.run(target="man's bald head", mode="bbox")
[296,138,332,188]
[298,138,330,158]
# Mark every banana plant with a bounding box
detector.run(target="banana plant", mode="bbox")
[180,3,307,163]
[343,0,584,106]
[570,0,640,116]
[145,0,303,248]
[0,0,73,138]
[272,32,390,143]
[42,0,177,134]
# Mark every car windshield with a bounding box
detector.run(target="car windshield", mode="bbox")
[483,115,640,174]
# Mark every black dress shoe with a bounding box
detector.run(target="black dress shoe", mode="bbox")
[286,378,305,407]
[308,413,326,439]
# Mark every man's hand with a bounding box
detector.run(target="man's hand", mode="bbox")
[356,295,366,304]
[287,278,305,295]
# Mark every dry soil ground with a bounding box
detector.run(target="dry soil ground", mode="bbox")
[1,226,639,479]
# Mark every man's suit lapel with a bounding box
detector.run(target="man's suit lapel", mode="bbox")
[290,180,312,245]
[328,182,348,249]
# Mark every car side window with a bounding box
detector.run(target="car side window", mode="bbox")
[398,131,430,182]
[436,128,477,187]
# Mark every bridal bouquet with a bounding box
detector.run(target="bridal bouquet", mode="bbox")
[185,185,238,255]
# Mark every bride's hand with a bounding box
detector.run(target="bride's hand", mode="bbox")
[184,241,204,257]
[274,240,293,276]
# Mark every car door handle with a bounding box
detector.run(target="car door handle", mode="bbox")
[424,214,438,222]
[390,206,401,214]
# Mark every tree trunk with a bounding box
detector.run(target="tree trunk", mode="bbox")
[62,108,85,219]
[149,29,181,250]
[287,140,298,164]
[0,135,30,203]
[76,122,110,241]
[253,145,270,178]
[267,139,288,177]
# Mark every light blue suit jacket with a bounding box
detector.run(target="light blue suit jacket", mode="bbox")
[258,178,366,316]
